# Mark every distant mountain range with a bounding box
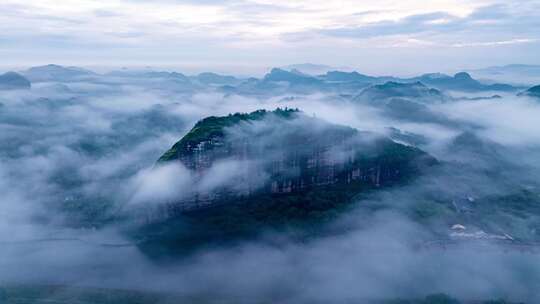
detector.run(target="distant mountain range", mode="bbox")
[468,64,540,85]
[22,64,95,82]
[263,68,322,85]
[135,108,435,251]
[470,64,540,76]
[519,84,540,99]
[355,81,446,104]
[280,63,352,75]
[10,64,535,97]
[411,72,516,92]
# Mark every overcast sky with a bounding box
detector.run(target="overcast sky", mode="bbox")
[1,0,539,75]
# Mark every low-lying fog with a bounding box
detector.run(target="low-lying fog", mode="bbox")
[1,72,540,302]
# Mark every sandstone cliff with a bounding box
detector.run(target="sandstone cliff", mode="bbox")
[151,108,435,219]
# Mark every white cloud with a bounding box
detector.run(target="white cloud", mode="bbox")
[451,38,539,48]
[0,0,539,73]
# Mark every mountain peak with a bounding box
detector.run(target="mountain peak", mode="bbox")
[321,70,375,82]
[0,71,31,90]
[264,68,320,84]
[280,63,343,75]
[356,81,444,104]
[154,108,434,218]
[420,73,451,80]
[159,108,300,162]
[24,64,94,82]
[454,72,473,80]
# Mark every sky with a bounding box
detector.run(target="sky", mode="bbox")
[1,0,540,75]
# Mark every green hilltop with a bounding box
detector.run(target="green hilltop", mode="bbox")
[158,108,300,162]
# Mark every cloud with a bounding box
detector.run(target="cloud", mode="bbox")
[1,0,539,72]
[2,49,540,302]
[296,3,540,52]
[128,162,193,205]
[451,38,539,48]
[317,12,457,39]
[434,97,540,146]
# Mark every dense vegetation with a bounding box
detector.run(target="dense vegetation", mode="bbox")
[158,108,299,161]
[141,108,438,255]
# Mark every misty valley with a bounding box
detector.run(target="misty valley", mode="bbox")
[1,64,540,303]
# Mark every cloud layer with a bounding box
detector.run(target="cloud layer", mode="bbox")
[2,63,540,302]
[1,0,539,74]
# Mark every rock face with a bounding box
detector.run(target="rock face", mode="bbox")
[155,108,435,218]
[0,72,31,90]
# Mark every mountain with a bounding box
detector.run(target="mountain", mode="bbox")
[469,64,540,85]
[0,72,31,90]
[520,84,540,98]
[142,71,190,81]
[23,64,95,82]
[281,63,348,75]
[352,82,454,124]
[195,72,239,85]
[319,71,378,83]
[355,81,445,103]
[263,68,322,85]
[106,70,190,81]
[221,68,517,96]
[473,64,540,75]
[136,108,435,253]
[454,95,502,101]
[413,72,516,92]
[230,68,327,94]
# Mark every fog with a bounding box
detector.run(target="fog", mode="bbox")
[1,71,540,302]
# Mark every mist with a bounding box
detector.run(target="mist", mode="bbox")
[1,69,540,303]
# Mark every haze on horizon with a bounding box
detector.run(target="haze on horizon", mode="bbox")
[1,0,540,76]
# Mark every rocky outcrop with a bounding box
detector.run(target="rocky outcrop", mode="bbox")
[153,109,435,219]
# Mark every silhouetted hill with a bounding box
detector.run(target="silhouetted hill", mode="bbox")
[0,72,31,90]
[355,81,445,103]
[412,72,517,92]
[195,72,239,85]
[134,109,436,254]
[263,68,322,85]
[520,84,540,98]
[319,71,378,83]
[23,64,95,82]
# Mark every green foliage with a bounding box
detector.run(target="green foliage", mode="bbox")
[134,182,371,257]
[158,108,300,162]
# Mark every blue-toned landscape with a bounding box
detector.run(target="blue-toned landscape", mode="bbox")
[1,1,540,303]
